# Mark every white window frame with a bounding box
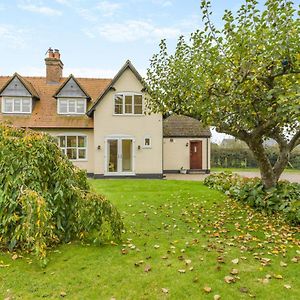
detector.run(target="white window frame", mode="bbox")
[56,134,88,161]
[57,98,87,115]
[143,136,152,148]
[113,92,144,116]
[1,97,32,114]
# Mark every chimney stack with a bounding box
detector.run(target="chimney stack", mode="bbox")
[45,48,63,83]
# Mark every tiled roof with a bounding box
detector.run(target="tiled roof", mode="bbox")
[0,76,111,128]
[163,114,211,137]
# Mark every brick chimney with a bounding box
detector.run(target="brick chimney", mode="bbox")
[45,48,63,83]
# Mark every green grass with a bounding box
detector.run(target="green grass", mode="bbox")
[211,167,300,173]
[0,179,299,299]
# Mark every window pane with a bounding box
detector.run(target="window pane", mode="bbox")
[76,100,85,113]
[22,99,31,113]
[14,99,21,112]
[59,100,68,113]
[78,149,86,159]
[122,139,132,172]
[145,138,151,146]
[125,95,132,114]
[59,136,66,147]
[67,148,77,160]
[67,136,77,147]
[108,140,118,172]
[69,99,76,113]
[4,99,13,112]
[134,95,143,114]
[78,136,86,147]
[114,94,123,114]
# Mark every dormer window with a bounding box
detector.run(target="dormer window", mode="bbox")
[1,97,32,114]
[57,98,86,114]
[114,93,143,115]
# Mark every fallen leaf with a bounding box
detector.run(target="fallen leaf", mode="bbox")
[291,257,298,263]
[203,286,212,293]
[258,278,269,284]
[232,258,239,264]
[284,284,291,289]
[274,274,283,279]
[154,245,160,249]
[280,261,287,267]
[60,291,67,297]
[239,287,249,293]
[214,295,221,300]
[121,248,128,255]
[178,269,186,274]
[230,269,239,275]
[162,288,169,294]
[144,265,152,272]
[11,254,18,260]
[224,276,236,284]
[185,259,192,265]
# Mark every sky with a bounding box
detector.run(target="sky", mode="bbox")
[0,0,280,143]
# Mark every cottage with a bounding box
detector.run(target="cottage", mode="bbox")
[0,50,210,177]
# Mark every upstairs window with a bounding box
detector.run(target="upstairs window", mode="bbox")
[57,135,87,160]
[57,98,86,114]
[114,93,143,115]
[1,97,32,114]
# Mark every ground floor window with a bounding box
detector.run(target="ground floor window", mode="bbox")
[57,135,87,160]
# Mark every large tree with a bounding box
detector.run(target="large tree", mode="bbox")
[145,0,300,189]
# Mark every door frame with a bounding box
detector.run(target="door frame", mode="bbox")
[189,140,203,170]
[104,135,135,176]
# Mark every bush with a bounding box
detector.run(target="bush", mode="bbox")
[204,172,300,225]
[0,124,124,263]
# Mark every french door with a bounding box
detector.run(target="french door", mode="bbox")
[106,138,134,175]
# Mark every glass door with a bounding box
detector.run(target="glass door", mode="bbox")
[106,138,134,175]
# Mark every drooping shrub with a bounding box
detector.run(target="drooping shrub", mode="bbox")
[204,172,300,225]
[0,124,124,262]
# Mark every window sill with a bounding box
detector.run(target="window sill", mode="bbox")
[69,159,88,162]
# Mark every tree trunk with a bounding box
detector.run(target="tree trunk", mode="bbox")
[247,139,277,189]
[273,147,290,182]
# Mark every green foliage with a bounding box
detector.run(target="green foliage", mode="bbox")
[211,145,300,168]
[204,172,300,224]
[145,0,300,188]
[0,124,123,262]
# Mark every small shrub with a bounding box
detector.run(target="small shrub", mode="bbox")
[0,124,124,263]
[204,172,300,225]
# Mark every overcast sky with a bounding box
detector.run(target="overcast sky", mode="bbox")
[1,0,281,143]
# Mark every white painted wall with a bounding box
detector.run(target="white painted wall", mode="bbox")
[163,137,210,171]
[93,68,163,175]
[37,128,94,173]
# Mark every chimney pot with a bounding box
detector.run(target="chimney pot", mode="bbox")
[53,49,60,59]
[48,48,54,58]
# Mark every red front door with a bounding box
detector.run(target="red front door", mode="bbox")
[190,141,202,169]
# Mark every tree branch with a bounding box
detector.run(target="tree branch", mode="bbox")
[289,129,300,151]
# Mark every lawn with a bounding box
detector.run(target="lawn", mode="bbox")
[0,180,299,299]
